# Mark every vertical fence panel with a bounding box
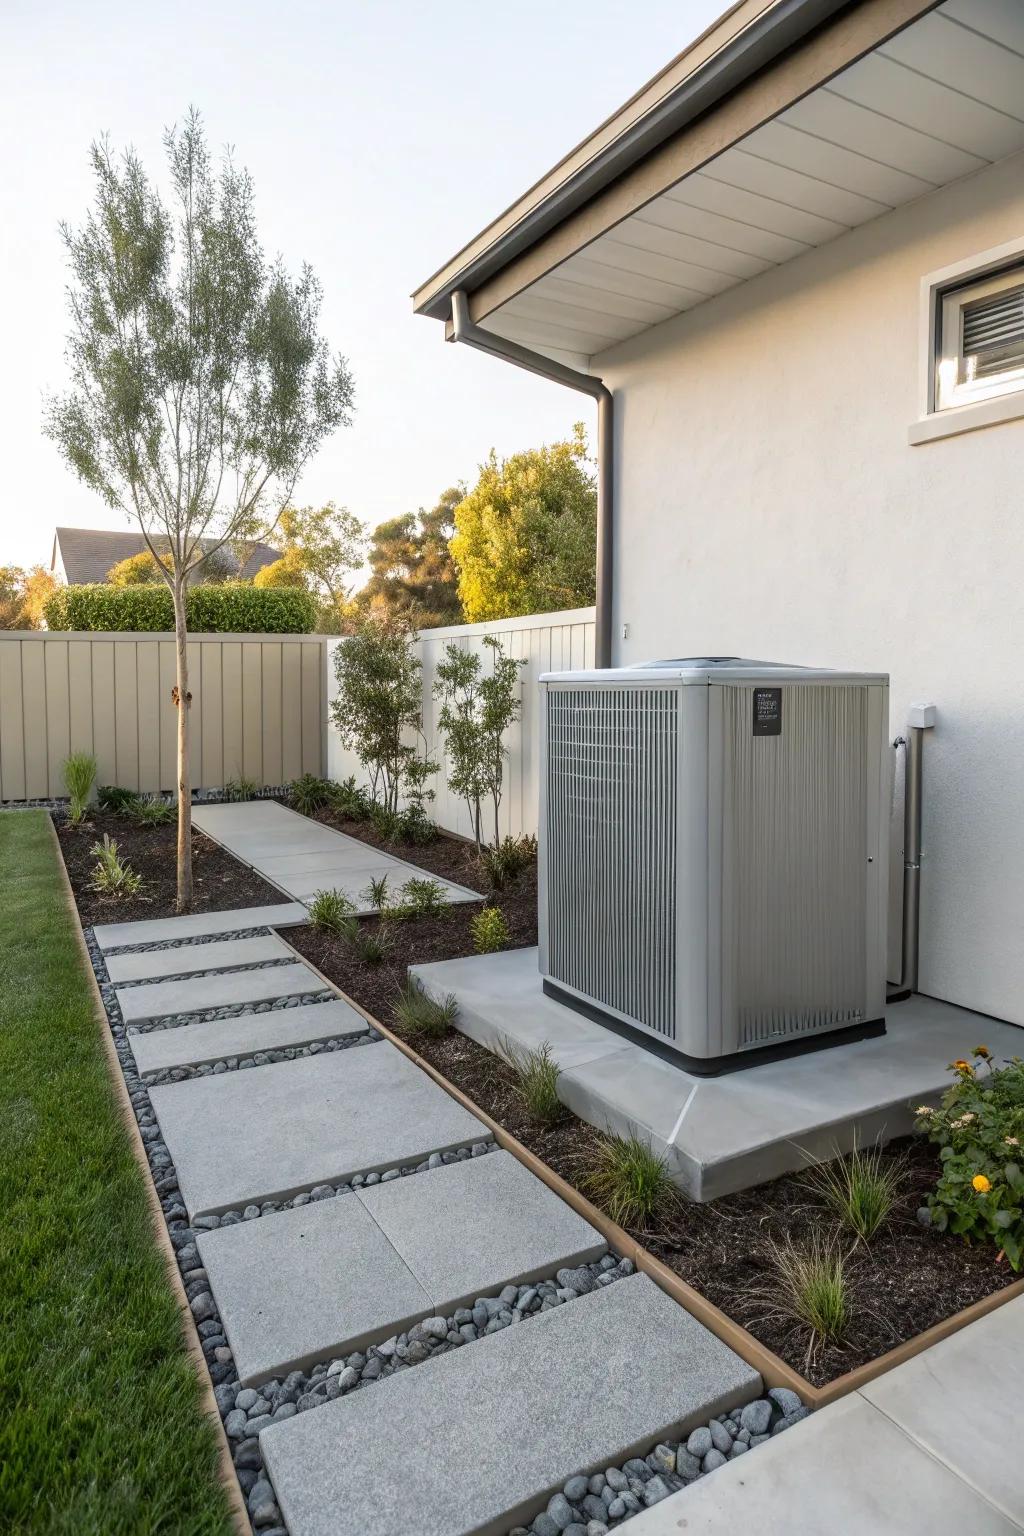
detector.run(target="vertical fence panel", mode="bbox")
[201,642,224,790]
[0,642,26,801]
[136,642,161,792]
[68,641,94,759]
[241,643,263,783]
[21,645,48,797]
[44,638,71,796]
[300,643,321,776]
[281,644,303,782]
[220,642,243,783]
[261,642,283,787]
[114,642,139,788]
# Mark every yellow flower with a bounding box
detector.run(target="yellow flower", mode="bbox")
[972,1174,992,1193]
[952,1059,973,1074]
[972,1045,991,1059]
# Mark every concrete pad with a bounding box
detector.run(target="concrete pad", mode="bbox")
[413,946,1024,1200]
[860,1294,1024,1524]
[129,999,368,1076]
[357,1149,606,1310]
[621,1394,1021,1536]
[92,902,308,950]
[260,1272,761,1536]
[148,1042,487,1218]
[105,933,292,984]
[117,960,327,1025]
[197,1196,431,1386]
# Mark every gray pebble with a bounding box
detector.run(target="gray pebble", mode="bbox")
[709,1419,732,1453]
[686,1426,713,1458]
[767,1386,804,1417]
[675,1447,701,1479]
[532,1516,560,1536]
[563,1475,588,1503]
[703,1449,728,1473]
[741,1399,773,1435]
[223,1409,247,1439]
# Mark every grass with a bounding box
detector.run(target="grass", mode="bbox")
[584,1131,676,1229]
[500,1038,562,1125]
[0,811,234,1535]
[804,1140,909,1245]
[392,979,458,1040]
[753,1232,849,1368]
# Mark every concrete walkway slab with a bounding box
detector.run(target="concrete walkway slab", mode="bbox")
[105,933,291,984]
[93,901,308,950]
[357,1149,606,1310]
[197,1196,431,1386]
[860,1295,1024,1525]
[117,960,327,1025]
[413,946,1024,1200]
[192,799,481,911]
[129,999,368,1076]
[621,1393,1022,1536]
[149,1042,487,1217]
[260,1273,761,1536]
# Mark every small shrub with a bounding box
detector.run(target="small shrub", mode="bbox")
[805,1140,908,1245]
[397,878,450,920]
[471,904,509,954]
[62,751,98,824]
[308,888,356,935]
[327,775,372,821]
[755,1232,849,1367]
[129,795,176,827]
[368,802,401,842]
[392,979,458,1040]
[584,1132,675,1229]
[222,776,258,802]
[501,1038,562,1126]
[89,834,143,896]
[289,773,334,816]
[915,1049,1024,1269]
[97,784,138,813]
[395,803,437,845]
[482,833,537,890]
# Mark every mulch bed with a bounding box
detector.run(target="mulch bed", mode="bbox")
[56,809,285,927]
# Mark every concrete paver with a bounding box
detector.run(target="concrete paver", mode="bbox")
[259,1272,761,1536]
[116,960,328,1025]
[105,933,291,984]
[148,1042,488,1217]
[129,998,368,1076]
[93,901,309,949]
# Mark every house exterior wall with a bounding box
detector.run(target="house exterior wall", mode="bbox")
[598,148,1024,1027]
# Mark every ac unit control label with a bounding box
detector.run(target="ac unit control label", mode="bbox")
[752,686,782,736]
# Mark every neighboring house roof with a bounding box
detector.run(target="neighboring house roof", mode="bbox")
[414,0,1024,366]
[50,527,281,584]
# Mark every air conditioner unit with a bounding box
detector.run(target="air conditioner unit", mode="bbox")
[538,659,889,1075]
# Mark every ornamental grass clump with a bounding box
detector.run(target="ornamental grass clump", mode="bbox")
[500,1038,562,1126]
[471,904,510,954]
[915,1048,1024,1269]
[755,1232,849,1368]
[349,922,393,965]
[395,878,449,920]
[805,1140,908,1245]
[62,751,98,825]
[89,834,143,896]
[481,833,537,890]
[392,979,458,1040]
[308,888,356,936]
[584,1132,676,1230]
[129,795,176,827]
[223,776,257,803]
[289,773,335,816]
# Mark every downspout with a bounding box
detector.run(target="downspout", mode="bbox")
[449,290,613,667]
[894,702,936,996]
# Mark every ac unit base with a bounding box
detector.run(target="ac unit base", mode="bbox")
[541,979,886,1077]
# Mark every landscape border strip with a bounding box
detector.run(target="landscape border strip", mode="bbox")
[49,820,252,1536]
[276,930,1024,1411]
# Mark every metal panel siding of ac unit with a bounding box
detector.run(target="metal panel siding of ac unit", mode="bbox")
[719,684,868,1050]
[544,687,678,1037]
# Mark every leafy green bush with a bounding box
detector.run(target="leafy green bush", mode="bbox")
[289,774,334,815]
[500,1038,562,1126]
[805,1140,908,1245]
[584,1132,675,1228]
[915,1049,1024,1269]
[482,833,537,890]
[307,888,356,935]
[394,878,449,920]
[62,752,98,824]
[392,979,458,1040]
[89,835,143,896]
[97,784,140,813]
[44,583,316,633]
[327,775,372,821]
[471,904,509,954]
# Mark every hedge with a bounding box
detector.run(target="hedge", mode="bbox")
[44,583,317,634]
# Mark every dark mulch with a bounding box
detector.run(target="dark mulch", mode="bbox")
[56,809,285,927]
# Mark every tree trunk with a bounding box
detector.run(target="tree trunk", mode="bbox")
[173,582,194,912]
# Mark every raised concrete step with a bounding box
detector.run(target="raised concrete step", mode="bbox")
[197,1149,606,1385]
[259,1272,761,1536]
[116,960,328,1025]
[129,999,369,1077]
[149,1043,487,1218]
[106,932,292,984]
[93,902,308,950]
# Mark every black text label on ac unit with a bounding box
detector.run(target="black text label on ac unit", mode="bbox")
[752,687,782,736]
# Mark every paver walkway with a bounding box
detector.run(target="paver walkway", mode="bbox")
[100,903,767,1536]
[191,799,481,911]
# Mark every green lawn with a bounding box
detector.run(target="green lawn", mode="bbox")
[0,811,235,1535]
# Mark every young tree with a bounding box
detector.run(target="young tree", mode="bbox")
[450,425,596,622]
[434,635,525,851]
[357,486,463,628]
[44,111,353,909]
[331,619,435,816]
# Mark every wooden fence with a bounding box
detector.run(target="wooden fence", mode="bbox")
[0,631,326,800]
[326,607,596,841]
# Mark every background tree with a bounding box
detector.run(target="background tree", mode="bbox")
[0,566,57,629]
[434,636,524,851]
[45,111,353,909]
[450,424,596,621]
[253,503,364,630]
[106,546,233,585]
[357,485,463,628]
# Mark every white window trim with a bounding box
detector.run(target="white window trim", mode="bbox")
[909,235,1024,446]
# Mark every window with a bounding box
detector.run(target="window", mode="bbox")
[936,264,1024,411]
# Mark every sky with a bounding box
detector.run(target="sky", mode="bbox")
[1,0,723,571]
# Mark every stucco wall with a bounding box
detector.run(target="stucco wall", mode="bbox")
[598,149,1024,1027]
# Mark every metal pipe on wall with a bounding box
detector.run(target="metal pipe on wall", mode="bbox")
[899,703,936,994]
[448,290,613,667]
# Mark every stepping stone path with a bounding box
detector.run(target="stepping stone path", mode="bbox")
[95,888,770,1536]
[191,799,481,912]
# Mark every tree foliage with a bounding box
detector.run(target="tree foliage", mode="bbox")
[107,546,233,586]
[357,486,463,629]
[433,636,525,851]
[44,582,315,633]
[330,620,436,816]
[43,108,352,907]
[0,566,58,629]
[253,503,364,630]
[450,425,596,622]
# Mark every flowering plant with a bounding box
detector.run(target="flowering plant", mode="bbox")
[914,1051,1024,1269]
